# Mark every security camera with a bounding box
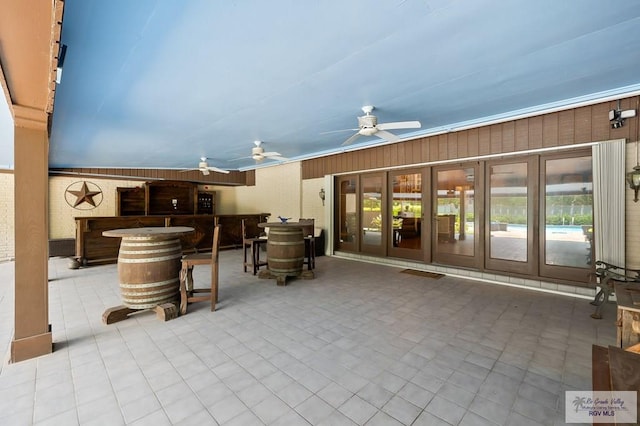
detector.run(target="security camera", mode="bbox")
[611,120,624,129]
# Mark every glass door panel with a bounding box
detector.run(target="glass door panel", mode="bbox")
[433,165,481,269]
[540,152,593,281]
[485,159,536,274]
[361,173,385,255]
[336,175,358,252]
[389,169,425,260]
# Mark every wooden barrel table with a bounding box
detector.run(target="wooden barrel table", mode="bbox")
[102,226,194,323]
[258,222,314,285]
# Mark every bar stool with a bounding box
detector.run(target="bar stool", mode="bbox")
[299,218,315,270]
[242,219,267,275]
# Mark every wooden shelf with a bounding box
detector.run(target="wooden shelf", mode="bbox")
[117,181,215,216]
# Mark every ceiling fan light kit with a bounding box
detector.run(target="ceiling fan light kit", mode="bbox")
[340,105,421,146]
[180,157,230,175]
[249,141,288,163]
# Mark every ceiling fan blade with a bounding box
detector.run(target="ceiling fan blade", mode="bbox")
[376,120,421,131]
[320,128,359,135]
[261,151,282,157]
[207,166,230,174]
[341,132,361,146]
[266,155,288,161]
[201,168,210,176]
[375,129,400,142]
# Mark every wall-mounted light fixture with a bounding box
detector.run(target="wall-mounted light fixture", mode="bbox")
[319,188,325,206]
[56,44,67,84]
[171,198,178,210]
[609,100,636,129]
[628,140,640,202]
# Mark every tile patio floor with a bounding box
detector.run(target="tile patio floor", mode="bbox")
[0,251,617,425]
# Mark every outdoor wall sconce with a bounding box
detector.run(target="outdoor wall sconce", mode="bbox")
[628,142,640,203]
[609,100,636,129]
[171,198,178,210]
[319,188,325,206]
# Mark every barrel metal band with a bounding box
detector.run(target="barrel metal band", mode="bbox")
[118,253,182,263]
[268,256,305,262]
[120,278,178,288]
[122,288,178,297]
[122,238,181,244]
[119,247,181,255]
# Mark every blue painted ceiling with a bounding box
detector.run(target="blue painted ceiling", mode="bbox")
[48,0,640,171]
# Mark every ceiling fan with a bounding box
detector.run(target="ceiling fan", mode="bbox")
[243,141,288,163]
[180,157,230,175]
[339,105,421,146]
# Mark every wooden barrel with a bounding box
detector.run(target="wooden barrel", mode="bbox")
[117,237,183,309]
[267,226,305,277]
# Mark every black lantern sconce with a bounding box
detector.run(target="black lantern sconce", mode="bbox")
[319,188,325,206]
[628,141,640,203]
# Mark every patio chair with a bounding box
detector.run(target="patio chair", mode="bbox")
[179,224,221,315]
[589,260,640,319]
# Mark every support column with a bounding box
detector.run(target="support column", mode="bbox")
[11,105,52,363]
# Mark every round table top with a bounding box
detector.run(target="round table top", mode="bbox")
[103,226,194,238]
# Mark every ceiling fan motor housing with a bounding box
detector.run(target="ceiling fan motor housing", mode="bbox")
[358,114,378,135]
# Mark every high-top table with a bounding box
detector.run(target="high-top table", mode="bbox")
[102,226,194,323]
[258,222,314,285]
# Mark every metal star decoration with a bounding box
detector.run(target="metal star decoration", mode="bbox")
[66,181,102,207]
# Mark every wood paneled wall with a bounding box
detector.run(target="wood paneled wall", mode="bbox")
[49,167,255,186]
[302,96,640,179]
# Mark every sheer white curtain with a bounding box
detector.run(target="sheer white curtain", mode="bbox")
[592,139,626,266]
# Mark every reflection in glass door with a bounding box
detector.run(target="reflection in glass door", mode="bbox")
[433,165,480,268]
[361,174,385,255]
[336,176,358,252]
[485,160,536,275]
[389,170,424,260]
[540,153,593,281]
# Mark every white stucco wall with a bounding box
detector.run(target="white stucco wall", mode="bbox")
[235,162,302,221]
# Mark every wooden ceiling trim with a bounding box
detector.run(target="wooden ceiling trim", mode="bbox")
[0,0,63,112]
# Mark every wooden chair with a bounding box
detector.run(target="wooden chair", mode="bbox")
[242,219,267,275]
[179,224,221,315]
[299,218,315,270]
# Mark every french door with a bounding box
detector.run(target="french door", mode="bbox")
[335,173,386,256]
[336,175,358,252]
[432,163,482,269]
[388,168,427,261]
[333,148,593,285]
[361,173,386,256]
[539,150,593,282]
[484,158,537,275]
